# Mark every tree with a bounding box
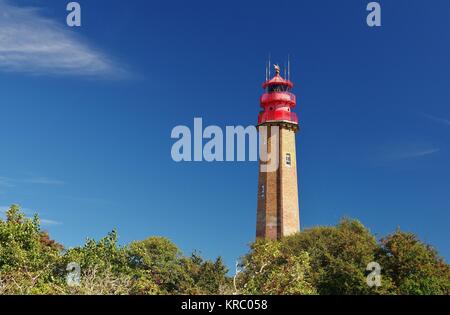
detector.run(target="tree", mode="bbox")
[377,230,450,295]
[236,239,316,295]
[128,237,229,294]
[282,218,386,294]
[61,230,140,295]
[181,252,230,294]
[2,205,448,295]
[128,237,192,294]
[62,230,130,274]
[0,205,62,294]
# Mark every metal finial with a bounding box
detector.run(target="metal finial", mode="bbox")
[274,64,280,76]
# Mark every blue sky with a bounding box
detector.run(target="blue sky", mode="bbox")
[0,0,449,268]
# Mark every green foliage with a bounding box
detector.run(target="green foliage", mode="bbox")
[181,253,230,294]
[282,218,383,294]
[236,239,316,295]
[0,205,60,271]
[1,205,448,295]
[377,230,450,295]
[62,230,130,274]
[240,219,449,295]
[128,237,190,294]
[0,206,230,295]
[60,230,140,294]
[0,205,62,294]
[129,238,229,294]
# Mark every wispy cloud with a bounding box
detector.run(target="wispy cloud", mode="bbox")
[22,177,65,185]
[385,147,440,161]
[0,176,15,187]
[0,0,125,77]
[422,113,450,127]
[40,218,62,227]
[395,148,440,159]
[0,175,64,186]
[0,205,62,227]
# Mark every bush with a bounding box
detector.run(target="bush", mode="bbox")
[1,205,448,295]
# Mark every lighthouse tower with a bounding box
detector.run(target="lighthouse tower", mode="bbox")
[256,64,300,240]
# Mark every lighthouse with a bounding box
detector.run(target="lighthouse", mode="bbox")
[256,64,300,240]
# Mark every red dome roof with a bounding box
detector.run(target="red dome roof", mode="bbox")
[262,74,294,89]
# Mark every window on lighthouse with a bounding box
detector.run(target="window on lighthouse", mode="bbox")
[260,184,265,199]
[269,84,289,93]
[286,153,292,166]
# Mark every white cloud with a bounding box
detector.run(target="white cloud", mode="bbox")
[0,205,61,227]
[0,0,124,77]
[40,218,62,226]
[387,148,440,160]
[0,176,15,187]
[423,113,450,127]
[0,175,64,186]
[399,148,440,159]
[22,177,65,185]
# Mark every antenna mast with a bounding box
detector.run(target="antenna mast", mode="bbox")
[265,61,269,82]
[288,54,291,81]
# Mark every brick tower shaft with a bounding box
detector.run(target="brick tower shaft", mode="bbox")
[256,64,300,240]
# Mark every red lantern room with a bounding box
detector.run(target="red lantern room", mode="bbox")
[258,64,298,126]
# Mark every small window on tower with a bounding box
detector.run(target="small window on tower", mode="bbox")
[286,153,292,166]
[260,184,265,199]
